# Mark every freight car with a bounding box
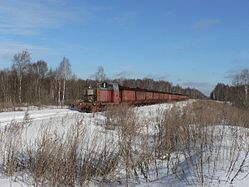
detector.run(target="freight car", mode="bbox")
[72,82,189,112]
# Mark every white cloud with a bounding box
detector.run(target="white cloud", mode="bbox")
[0,40,51,62]
[0,1,93,35]
[193,18,221,30]
[115,71,134,79]
[145,74,169,81]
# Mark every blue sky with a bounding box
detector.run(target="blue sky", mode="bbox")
[0,0,249,95]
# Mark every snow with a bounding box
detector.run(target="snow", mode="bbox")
[0,100,249,186]
[0,178,25,187]
[0,108,77,126]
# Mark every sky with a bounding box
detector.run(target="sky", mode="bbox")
[0,0,249,95]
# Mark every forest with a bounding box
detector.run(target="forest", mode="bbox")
[0,50,206,110]
[211,69,249,109]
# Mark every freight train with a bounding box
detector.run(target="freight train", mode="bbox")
[72,82,189,112]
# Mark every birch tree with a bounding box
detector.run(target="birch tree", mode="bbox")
[12,50,31,103]
[32,60,48,103]
[240,69,249,100]
[58,57,72,105]
[0,69,10,103]
[95,66,106,83]
[232,68,249,107]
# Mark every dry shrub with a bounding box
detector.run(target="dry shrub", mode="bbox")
[104,104,132,129]
[0,102,13,112]
[1,100,249,186]
[116,105,141,184]
[154,100,249,185]
[0,120,26,176]
[0,114,120,186]
[28,121,120,186]
[104,104,147,184]
[191,100,249,127]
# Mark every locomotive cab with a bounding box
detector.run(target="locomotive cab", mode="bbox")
[96,82,120,103]
[84,82,120,104]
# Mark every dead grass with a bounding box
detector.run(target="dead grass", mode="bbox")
[153,100,249,185]
[0,100,249,186]
[0,115,120,186]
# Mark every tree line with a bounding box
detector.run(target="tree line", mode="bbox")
[0,50,75,108]
[210,69,249,109]
[0,50,206,109]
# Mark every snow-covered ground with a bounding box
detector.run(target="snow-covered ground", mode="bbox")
[0,108,76,126]
[0,100,249,186]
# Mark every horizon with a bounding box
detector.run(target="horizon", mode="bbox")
[1,0,249,95]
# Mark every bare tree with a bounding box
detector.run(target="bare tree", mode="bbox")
[95,66,106,83]
[58,57,72,105]
[0,69,11,104]
[34,60,48,79]
[240,69,249,100]
[225,68,249,108]
[32,60,48,103]
[12,50,31,103]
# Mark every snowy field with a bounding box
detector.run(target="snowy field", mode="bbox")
[0,100,249,186]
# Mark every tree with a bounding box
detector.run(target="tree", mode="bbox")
[58,57,72,105]
[233,68,249,106]
[0,69,11,104]
[12,50,31,103]
[239,69,249,100]
[31,60,48,103]
[211,68,249,108]
[33,60,48,79]
[95,66,106,83]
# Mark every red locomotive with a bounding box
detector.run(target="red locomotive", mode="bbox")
[72,82,189,112]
